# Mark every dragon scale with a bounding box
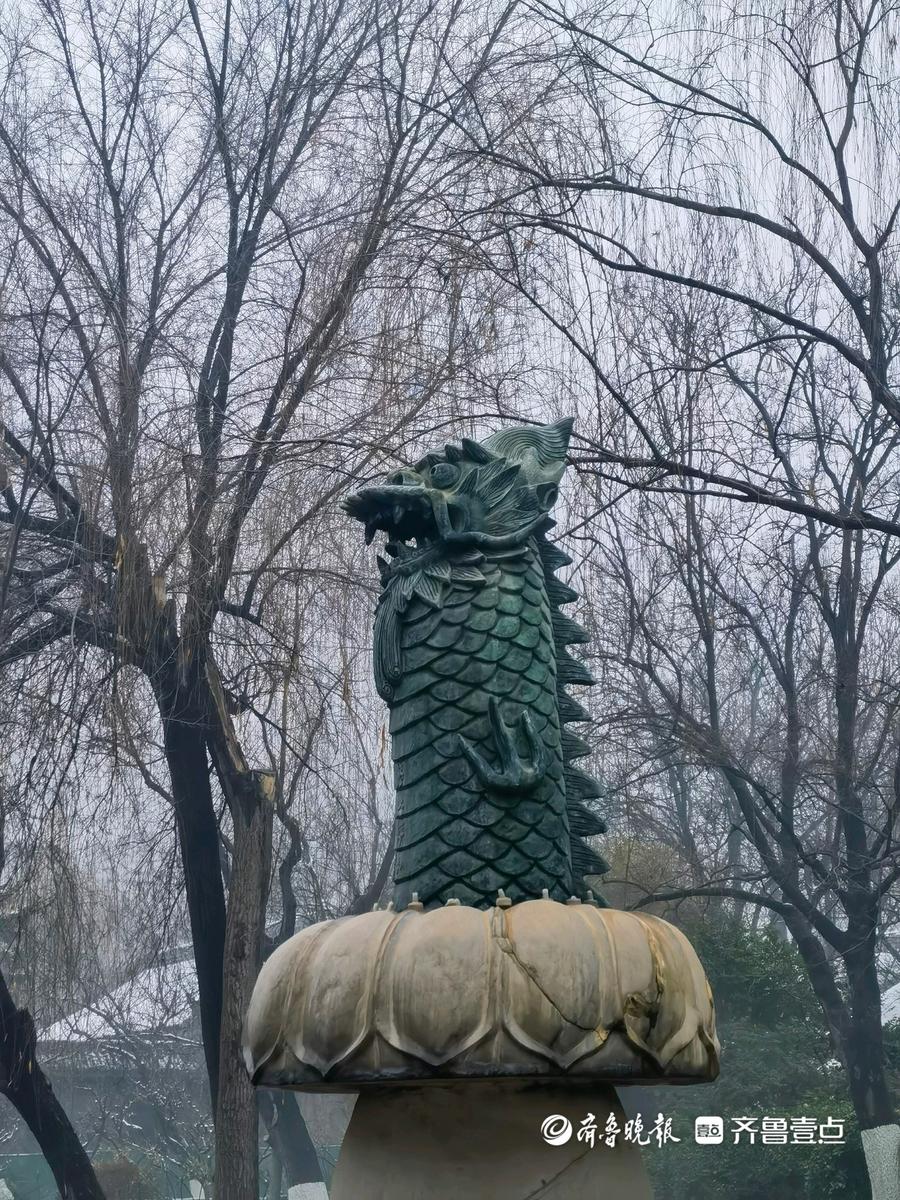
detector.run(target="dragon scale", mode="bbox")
[346,418,609,910]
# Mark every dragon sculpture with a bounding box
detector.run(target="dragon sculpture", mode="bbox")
[345,417,609,910]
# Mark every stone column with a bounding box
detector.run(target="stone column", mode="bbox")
[330,1081,651,1200]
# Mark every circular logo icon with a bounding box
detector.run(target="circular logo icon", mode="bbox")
[541,1114,573,1145]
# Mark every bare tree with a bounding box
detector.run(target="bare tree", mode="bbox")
[450,0,900,1181]
[0,0,528,1188]
[0,966,106,1199]
[478,0,900,529]
[566,402,900,1169]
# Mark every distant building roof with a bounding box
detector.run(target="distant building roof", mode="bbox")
[39,920,302,1054]
[884,980,900,1026]
[41,957,198,1046]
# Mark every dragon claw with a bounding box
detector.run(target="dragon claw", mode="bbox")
[459,697,548,795]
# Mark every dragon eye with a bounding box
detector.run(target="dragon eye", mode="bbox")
[429,463,459,488]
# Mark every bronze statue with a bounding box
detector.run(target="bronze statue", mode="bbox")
[345,418,608,908]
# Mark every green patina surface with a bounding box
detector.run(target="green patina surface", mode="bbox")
[345,418,609,910]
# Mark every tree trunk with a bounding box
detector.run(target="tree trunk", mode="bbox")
[268,1143,283,1200]
[155,676,228,1110]
[213,770,274,1200]
[0,968,107,1200]
[152,645,325,1192]
[843,937,898,1199]
[259,1092,323,1188]
[845,945,897,1129]
[781,906,900,1194]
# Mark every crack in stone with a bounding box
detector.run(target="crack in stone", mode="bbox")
[498,939,600,1034]
[493,919,600,1035]
[520,1145,595,1199]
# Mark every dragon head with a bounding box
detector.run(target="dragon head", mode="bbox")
[344,418,574,555]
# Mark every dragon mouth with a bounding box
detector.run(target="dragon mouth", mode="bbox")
[343,485,443,548]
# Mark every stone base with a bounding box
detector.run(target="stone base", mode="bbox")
[329,1081,652,1200]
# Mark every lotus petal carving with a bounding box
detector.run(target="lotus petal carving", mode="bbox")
[244,899,719,1089]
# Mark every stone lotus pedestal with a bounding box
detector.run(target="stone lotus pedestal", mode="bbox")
[244,896,719,1198]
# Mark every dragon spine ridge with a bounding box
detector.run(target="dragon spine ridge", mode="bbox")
[346,418,610,910]
[538,532,610,880]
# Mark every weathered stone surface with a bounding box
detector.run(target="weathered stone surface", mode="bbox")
[861,1124,900,1200]
[329,1081,652,1200]
[244,898,719,1089]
